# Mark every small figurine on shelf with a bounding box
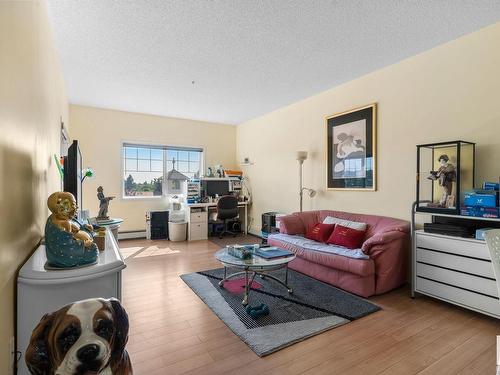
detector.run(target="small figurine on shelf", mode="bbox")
[97,186,115,220]
[45,192,98,268]
[427,154,456,208]
[215,164,225,178]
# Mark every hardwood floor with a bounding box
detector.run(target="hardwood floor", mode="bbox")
[120,237,500,375]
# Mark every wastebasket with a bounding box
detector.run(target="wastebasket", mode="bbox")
[169,221,187,241]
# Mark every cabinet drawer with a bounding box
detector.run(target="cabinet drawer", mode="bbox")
[189,222,207,240]
[416,232,490,260]
[416,248,494,279]
[416,262,498,297]
[190,212,208,223]
[416,277,500,318]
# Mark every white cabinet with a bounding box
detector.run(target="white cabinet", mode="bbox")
[413,230,500,318]
[188,209,208,240]
[17,229,125,375]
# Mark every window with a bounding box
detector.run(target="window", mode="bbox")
[123,143,203,197]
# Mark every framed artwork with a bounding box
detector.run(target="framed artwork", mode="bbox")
[326,103,377,190]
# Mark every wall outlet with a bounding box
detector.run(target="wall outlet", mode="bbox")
[8,336,15,374]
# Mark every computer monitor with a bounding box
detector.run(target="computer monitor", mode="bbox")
[202,180,230,197]
[64,140,83,209]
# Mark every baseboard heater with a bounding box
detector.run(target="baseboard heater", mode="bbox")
[118,230,147,240]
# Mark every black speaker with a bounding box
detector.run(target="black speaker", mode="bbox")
[150,211,169,240]
[229,220,241,233]
[261,212,278,233]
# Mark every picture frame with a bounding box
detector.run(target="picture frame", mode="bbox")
[326,103,377,191]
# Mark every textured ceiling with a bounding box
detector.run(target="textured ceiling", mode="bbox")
[47,1,500,125]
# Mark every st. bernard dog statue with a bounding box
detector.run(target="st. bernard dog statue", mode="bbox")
[25,298,133,375]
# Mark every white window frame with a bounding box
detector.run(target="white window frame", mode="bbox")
[121,141,204,200]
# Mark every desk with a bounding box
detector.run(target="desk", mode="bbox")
[187,201,250,241]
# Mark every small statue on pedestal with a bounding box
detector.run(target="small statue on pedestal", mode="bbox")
[427,154,456,208]
[45,192,98,268]
[97,186,115,220]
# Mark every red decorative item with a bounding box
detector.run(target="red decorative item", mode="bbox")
[222,278,263,294]
[305,223,336,243]
[327,224,366,249]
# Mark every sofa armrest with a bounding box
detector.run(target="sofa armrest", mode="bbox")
[362,230,408,255]
[279,214,306,235]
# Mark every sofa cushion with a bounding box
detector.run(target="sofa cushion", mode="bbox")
[327,225,366,249]
[268,233,374,277]
[322,216,367,231]
[305,223,335,243]
[279,215,305,234]
[318,210,409,239]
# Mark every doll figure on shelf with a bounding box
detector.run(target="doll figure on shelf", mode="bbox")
[45,192,98,268]
[97,186,115,220]
[427,154,456,208]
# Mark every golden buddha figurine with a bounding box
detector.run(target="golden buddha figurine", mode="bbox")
[45,192,98,268]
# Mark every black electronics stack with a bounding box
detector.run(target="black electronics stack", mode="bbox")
[150,211,169,240]
[261,212,279,243]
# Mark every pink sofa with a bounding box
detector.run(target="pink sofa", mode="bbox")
[268,210,410,297]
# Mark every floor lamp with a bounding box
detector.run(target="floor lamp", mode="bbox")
[297,151,316,212]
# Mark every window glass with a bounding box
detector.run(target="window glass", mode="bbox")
[137,148,150,159]
[125,147,137,158]
[151,149,163,160]
[123,144,201,197]
[137,159,150,171]
[178,151,189,161]
[125,159,137,171]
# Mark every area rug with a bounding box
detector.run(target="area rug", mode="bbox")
[180,267,380,356]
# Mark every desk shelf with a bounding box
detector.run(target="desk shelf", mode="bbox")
[187,202,249,241]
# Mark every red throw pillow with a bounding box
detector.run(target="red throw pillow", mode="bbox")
[327,224,366,249]
[305,223,336,243]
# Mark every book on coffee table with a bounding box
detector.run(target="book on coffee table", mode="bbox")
[254,247,293,259]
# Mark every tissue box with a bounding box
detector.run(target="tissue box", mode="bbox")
[463,190,498,208]
[461,206,500,218]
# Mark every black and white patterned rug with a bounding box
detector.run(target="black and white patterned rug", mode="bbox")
[180,267,380,356]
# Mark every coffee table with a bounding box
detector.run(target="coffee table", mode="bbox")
[215,248,296,305]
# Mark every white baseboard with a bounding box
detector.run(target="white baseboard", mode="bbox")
[118,230,146,240]
[118,229,261,241]
[248,228,262,238]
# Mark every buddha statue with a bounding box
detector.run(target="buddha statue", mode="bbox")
[45,191,99,268]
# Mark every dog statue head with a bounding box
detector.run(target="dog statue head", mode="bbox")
[25,298,132,375]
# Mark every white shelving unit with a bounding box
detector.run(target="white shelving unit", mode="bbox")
[17,229,125,375]
[411,209,500,319]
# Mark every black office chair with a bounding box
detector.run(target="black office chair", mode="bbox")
[216,195,239,239]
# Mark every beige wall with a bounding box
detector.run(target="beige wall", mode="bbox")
[0,1,68,372]
[237,22,500,233]
[70,105,237,231]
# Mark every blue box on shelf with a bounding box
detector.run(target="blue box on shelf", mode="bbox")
[461,206,500,218]
[483,181,500,191]
[475,228,496,240]
[463,190,498,208]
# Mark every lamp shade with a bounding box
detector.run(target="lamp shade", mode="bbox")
[296,151,308,161]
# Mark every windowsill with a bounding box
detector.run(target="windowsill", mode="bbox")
[121,195,164,201]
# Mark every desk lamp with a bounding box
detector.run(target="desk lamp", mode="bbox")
[297,151,316,212]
